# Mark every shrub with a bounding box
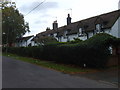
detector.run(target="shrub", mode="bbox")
[67,38,83,44]
[3,33,119,68]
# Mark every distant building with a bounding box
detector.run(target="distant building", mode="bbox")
[34,10,120,43]
[15,35,34,47]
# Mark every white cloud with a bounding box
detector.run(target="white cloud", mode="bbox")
[19,1,58,15]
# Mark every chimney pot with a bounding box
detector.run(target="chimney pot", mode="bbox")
[67,14,72,25]
[46,27,50,31]
[53,20,58,30]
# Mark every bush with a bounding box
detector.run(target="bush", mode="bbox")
[4,46,43,59]
[67,38,83,44]
[3,33,119,68]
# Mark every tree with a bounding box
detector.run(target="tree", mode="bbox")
[2,1,30,46]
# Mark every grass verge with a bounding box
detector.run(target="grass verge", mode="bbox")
[3,53,92,74]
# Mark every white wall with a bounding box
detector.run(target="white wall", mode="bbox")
[15,36,34,47]
[111,17,119,38]
[78,35,87,40]
[53,33,59,41]
[26,37,34,46]
[88,32,93,38]
[61,36,68,42]
[31,41,38,46]
[68,34,78,41]
[31,41,35,46]
[53,33,57,37]
[104,29,111,35]
[59,33,88,42]
[118,16,120,38]
[21,40,27,47]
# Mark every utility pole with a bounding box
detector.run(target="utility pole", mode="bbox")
[6,28,9,53]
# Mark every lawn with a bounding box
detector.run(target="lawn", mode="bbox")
[3,53,95,74]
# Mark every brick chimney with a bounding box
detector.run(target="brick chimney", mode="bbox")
[53,20,58,30]
[46,27,50,31]
[67,14,72,25]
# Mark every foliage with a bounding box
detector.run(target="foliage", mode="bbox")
[67,38,83,44]
[2,1,30,46]
[35,36,58,45]
[3,33,119,68]
[83,33,117,48]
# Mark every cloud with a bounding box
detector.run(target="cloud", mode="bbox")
[19,1,59,14]
[34,20,47,24]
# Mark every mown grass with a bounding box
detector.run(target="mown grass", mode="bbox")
[3,53,92,74]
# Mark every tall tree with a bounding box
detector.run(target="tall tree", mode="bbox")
[2,1,30,46]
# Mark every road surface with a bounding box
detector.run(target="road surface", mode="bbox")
[2,56,117,88]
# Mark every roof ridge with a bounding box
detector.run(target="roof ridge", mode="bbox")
[36,9,119,37]
[73,10,120,24]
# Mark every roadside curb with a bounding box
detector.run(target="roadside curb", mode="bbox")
[98,80,118,87]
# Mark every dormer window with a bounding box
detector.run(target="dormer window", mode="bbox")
[50,34,54,37]
[78,28,84,37]
[96,24,101,32]
[64,30,68,38]
[95,24,103,33]
[79,28,82,34]
[53,33,57,37]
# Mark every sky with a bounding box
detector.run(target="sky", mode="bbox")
[12,0,119,36]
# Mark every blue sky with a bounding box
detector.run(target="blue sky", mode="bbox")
[13,0,119,36]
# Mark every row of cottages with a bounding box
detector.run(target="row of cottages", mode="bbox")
[15,35,35,47]
[34,10,120,43]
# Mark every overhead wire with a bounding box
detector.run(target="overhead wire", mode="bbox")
[25,0,46,16]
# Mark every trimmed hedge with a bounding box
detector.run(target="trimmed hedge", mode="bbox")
[3,33,120,68]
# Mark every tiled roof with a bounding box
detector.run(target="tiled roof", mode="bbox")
[36,10,120,38]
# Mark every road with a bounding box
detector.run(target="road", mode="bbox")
[2,56,117,88]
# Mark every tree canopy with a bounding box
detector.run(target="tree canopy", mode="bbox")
[2,1,30,46]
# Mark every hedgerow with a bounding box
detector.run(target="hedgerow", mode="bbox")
[3,33,119,68]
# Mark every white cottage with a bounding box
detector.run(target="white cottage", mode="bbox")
[15,35,34,47]
[34,10,120,43]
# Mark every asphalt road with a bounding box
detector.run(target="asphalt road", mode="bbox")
[2,56,117,88]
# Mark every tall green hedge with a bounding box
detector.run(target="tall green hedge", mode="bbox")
[3,33,119,68]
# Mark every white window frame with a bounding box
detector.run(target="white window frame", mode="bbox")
[78,28,84,37]
[79,28,82,35]
[96,24,101,33]
[109,46,113,54]
[95,24,103,33]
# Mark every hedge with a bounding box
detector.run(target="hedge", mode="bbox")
[3,33,120,68]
